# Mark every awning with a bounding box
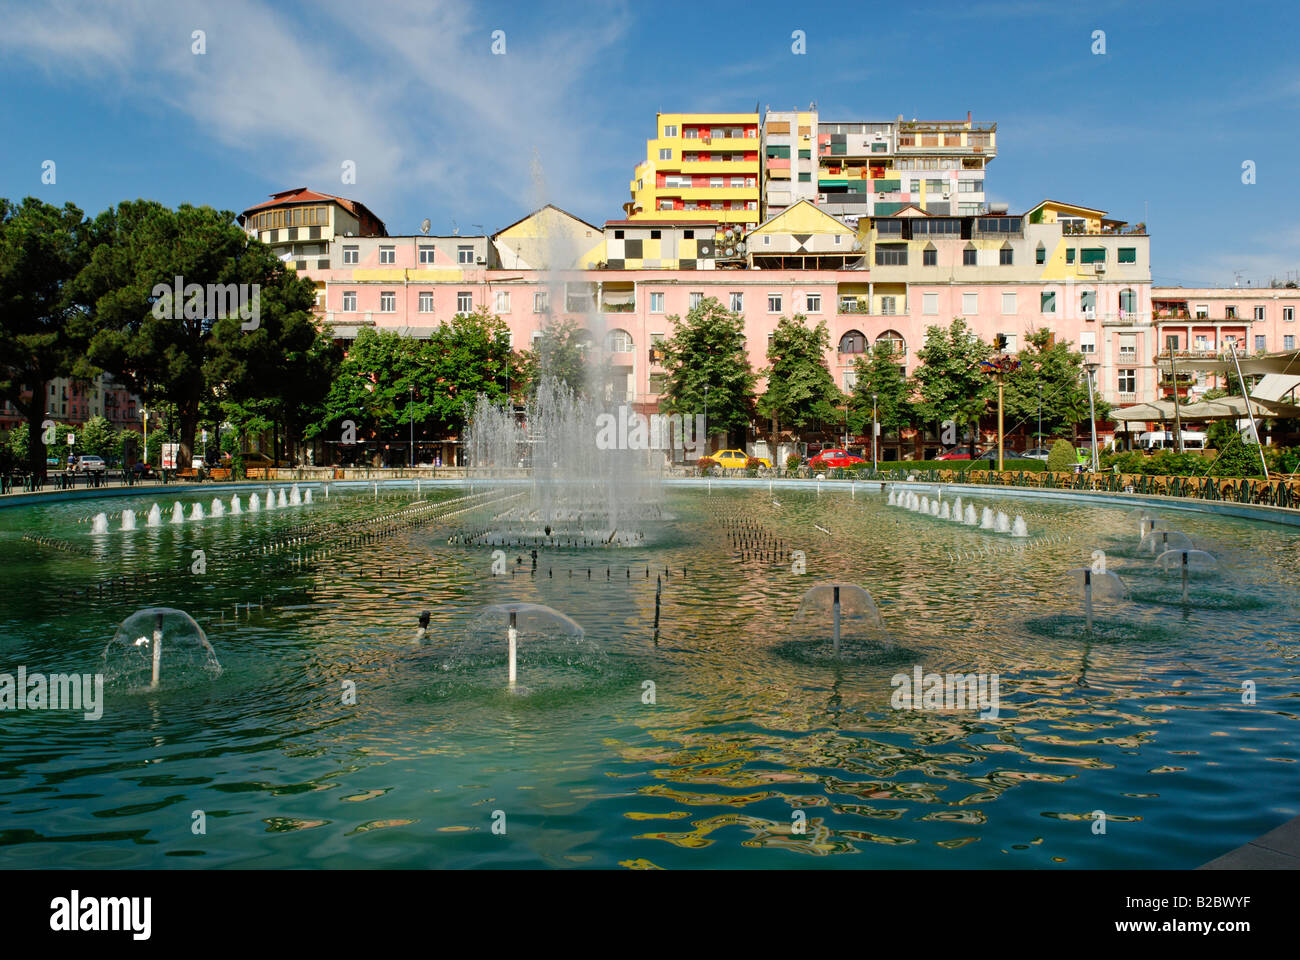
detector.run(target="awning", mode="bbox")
[1111,400,1178,422]
[1156,349,1300,376]
[1175,396,1255,419]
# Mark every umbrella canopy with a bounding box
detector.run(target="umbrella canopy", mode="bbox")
[1111,400,1178,422]
[1176,396,1255,419]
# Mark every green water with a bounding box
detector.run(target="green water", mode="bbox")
[0,482,1297,868]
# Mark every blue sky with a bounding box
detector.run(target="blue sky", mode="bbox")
[1,0,1296,287]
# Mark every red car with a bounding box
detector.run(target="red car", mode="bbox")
[936,446,976,460]
[808,448,865,469]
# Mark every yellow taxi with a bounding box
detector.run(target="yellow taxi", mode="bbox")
[710,449,772,469]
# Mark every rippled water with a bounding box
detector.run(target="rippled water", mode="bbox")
[0,482,1297,868]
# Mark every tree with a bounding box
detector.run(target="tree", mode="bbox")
[1002,328,1107,441]
[78,415,116,458]
[524,315,588,397]
[912,318,994,451]
[849,341,913,440]
[758,314,844,444]
[1047,438,1077,472]
[657,297,757,445]
[0,197,95,477]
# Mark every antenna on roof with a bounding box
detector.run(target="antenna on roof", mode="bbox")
[451,219,458,236]
[420,218,431,235]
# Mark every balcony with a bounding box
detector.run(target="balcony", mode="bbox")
[1100,311,1152,326]
[838,298,870,314]
[602,301,635,313]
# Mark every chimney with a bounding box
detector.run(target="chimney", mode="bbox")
[967,110,972,124]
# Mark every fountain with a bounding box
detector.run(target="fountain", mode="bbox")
[446,602,600,695]
[939,501,951,520]
[1066,565,1128,633]
[189,502,204,522]
[887,489,896,506]
[963,504,977,525]
[171,502,185,524]
[290,484,301,506]
[995,511,1011,534]
[1140,529,1193,555]
[929,500,940,517]
[786,583,895,661]
[102,607,222,691]
[304,489,313,505]
[146,504,162,527]
[277,489,288,508]
[231,495,242,514]
[121,509,136,531]
[249,493,261,512]
[980,507,995,529]
[1156,548,1220,604]
[91,512,109,535]
[210,498,224,518]
[265,487,276,509]
[1011,516,1029,538]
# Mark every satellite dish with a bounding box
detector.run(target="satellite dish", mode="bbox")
[700,243,712,256]
[420,218,431,235]
[725,246,735,256]
[725,228,735,240]
[737,241,746,253]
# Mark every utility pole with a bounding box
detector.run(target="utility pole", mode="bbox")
[1167,334,1184,453]
[1084,361,1100,473]
[872,393,878,471]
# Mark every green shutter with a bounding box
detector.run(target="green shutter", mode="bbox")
[1080,247,1106,263]
[1065,248,1076,263]
[874,202,903,215]
[1118,247,1136,263]
[798,149,811,159]
[798,172,811,182]
[872,179,900,192]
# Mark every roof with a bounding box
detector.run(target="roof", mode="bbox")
[493,204,601,238]
[1027,199,1109,217]
[603,219,720,228]
[750,199,855,234]
[239,187,387,233]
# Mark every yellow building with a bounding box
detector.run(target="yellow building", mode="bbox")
[624,112,761,227]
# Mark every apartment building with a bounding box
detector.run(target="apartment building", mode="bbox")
[624,113,762,227]
[0,374,140,435]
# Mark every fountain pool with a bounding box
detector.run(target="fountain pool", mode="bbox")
[0,482,1297,869]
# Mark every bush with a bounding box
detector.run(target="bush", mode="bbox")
[1046,439,1078,472]
[1210,438,1265,477]
[785,454,802,472]
[696,457,717,476]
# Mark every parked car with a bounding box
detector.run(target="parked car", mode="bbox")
[808,448,865,469]
[711,449,773,470]
[1022,447,1053,461]
[936,446,975,460]
[974,447,1022,462]
[72,455,107,473]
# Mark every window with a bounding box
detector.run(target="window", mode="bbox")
[1118,247,1137,263]
[1285,307,1295,322]
[380,291,396,312]
[650,292,664,313]
[1254,305,1266,321]
[923,248,937,266]
[875,244,907,266]
[834,235,843,245]
[1035,244,1046,265]
[650,229,661,240]
[923,292,938,315]
[880,296,898,316]
[1065,248,1076,264]
[683,230,694,239]
[663,125,677,137]
[839,331,866,354]
[1080,247,1105,264]
[963,246,977,266]
[1001,293,1017,315]
[710,177,723,188]
[876,219,903,236]
[911,219,960,236]
[1041,291,1056,313]
[798,172,811,182]
[1081,290,1096,314]
[457,291,473,313]
[876,330,906,355]
[962,292,978,315]
[730,177,745,187]
[658,200,674,211]
[659,148,672,160]
[418,291,433,313]
[533,291,549,313]
[958,179,984,193]
[1195,304,1209,319]
[1080,332,1096,354]
[909,179,920,193]
[688,292,703,310]
[1225,305,1238,319]
[606,329,633,352]
[999,246,1013,265]
[342,291,357,312]
[379,246,395,264]
[729,292,743,312]
[419,246,436,264]
[1118,369,1136,393]
[926,178,944,192]
[458,245,475,264]
[768,294,783,313]
[342,246,359,264]
[1256,334,1267,352]
[805,293,821,313]
[684,128,698,139]
[1000,333,1017,352]
[1119,288,1137,313]
[1283,333,1296,350]
[494,291,510,313]
[1119,333,1136,358]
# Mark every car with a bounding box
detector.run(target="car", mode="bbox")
[709,449,773,470]
[936,446,975,460]
[974,447,1022,462]
[808,448,865,469]
[1022,447,1053,461]
[72,455,107,473]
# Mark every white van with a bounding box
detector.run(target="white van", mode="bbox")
[1137,430,1207,451]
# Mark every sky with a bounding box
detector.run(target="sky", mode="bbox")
[1,0,1297,288]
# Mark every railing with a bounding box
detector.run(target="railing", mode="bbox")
[838,299,870,314]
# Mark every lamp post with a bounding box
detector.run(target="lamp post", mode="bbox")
[872,393,878,471]
[141,406,148,468]
[843,404,848,449]
[703,384,709,457]
[1084,360,1100,473]
[1037,384,1042,452]
[980,340,1018,472]
[409,385,415,469]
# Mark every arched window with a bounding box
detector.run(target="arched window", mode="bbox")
[1119,288,1136,314]
[876,330,906,356]
[606,328,634,352]
[839,330,867,353]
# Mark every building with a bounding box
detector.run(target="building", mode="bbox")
[624,112,762,227]
[0,374,140,436]
[761,108,996,225]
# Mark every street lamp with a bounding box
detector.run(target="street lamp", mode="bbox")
[703,384,709,457]
[980,340,1019,472]
[1037,384,1042,452]
[409,385,415,469]
[872,393,878,471]
[1083,360,1100,473]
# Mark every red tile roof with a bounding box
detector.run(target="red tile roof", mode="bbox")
[239,188,387,234]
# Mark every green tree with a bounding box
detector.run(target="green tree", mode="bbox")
[849,341,912,440]
[1002,328,1107,442]
[1047,438,1077,472]
[912,318,994,452]
[525,315,588,397]
[421,307,527,434]
[758,315,843,444]
[657,297,757,446]
[78,415,116,458]
[0,197,95,477]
